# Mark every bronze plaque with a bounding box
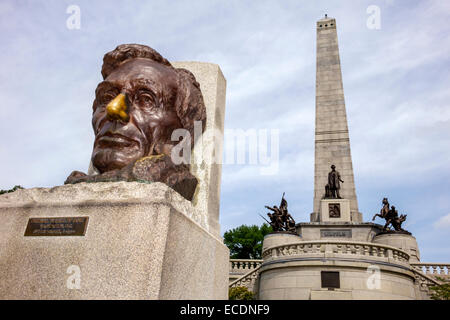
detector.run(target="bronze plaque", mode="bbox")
[24,217,89,236]
[321,271,340,289]
[328,203,341,218]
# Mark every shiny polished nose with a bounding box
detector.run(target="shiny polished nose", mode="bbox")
[106,93,129,122]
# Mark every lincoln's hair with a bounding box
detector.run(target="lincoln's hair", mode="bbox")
[101,44,206,147]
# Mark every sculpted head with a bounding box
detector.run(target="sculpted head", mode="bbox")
[91,44,206,173]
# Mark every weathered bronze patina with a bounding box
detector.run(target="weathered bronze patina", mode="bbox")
[24,217,89,236]
[372,197,390,221]
[328,203,341,218]
[65,44,206,200]
[372,198,409,233]
[324,164,344,199]
[261,193,296,233]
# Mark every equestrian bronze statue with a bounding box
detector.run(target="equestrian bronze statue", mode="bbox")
[372,198,409,233]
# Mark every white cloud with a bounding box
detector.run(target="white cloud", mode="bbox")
[434,214,450,230]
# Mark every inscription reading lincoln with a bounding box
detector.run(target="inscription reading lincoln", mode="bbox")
[24,217,89,236]
[320,229,352,238]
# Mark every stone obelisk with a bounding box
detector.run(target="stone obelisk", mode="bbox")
[312,15,362,222]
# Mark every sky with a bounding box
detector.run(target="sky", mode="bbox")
[0,0,449,262]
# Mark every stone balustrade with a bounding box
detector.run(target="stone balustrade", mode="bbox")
[410,267,442,298]
[411,263,450,279]
[229,265,261,290]
[228,245,447,300]
[229,259,263,274]
[262,240,410,265]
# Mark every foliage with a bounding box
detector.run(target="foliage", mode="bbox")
[0,185,24,195]
[229,286,254,300]
[430,278,450,300]
[223,223,272,259]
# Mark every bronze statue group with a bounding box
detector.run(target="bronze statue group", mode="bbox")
[372,197,408,232]
[261,165,408,234]
[261,193,296,233]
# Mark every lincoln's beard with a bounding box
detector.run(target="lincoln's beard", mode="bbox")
[92,145,145,173]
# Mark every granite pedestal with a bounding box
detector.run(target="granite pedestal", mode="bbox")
[0,182,229,299]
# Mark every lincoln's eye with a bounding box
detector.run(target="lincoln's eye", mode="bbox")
[138,92,153,106]
[98,90,118,105]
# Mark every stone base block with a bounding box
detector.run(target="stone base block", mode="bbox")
[0,182,229,299]
[320,199,350,222]
[351,211,363,223]
[297,222,383,242]
[373,232,420,263]
[310,212,319,222]
[310,289,353,300]
[262,232,302,253]
[311,209,362,223]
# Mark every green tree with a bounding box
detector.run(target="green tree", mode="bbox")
[229,286,254,300]
[223,223,272,259]
[0,185,24,195]
[430,278,450,300]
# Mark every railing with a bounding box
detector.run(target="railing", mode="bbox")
[228,258,448,300]
[262,240,410,264]
[411,263,450,279]
[229,259,263,274]
[229,241,410,293]
[229,265,262,290]
[410,267,442,298]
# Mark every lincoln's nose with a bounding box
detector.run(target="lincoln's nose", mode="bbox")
[106,93,129,122]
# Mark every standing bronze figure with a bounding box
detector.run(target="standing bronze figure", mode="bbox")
[262,193,296,233]
[324,164,344,198]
